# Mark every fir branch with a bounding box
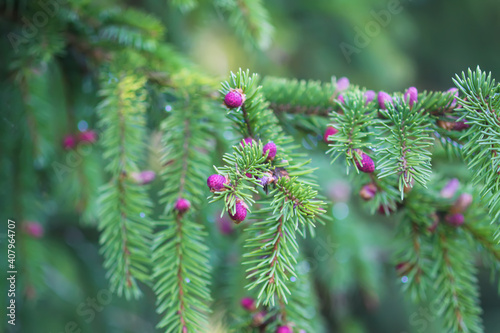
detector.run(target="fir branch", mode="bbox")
[153,88,214,332]
[243,202,297,306]
[285,257,324,332]
[325,90,377,170]
[453,66,500,223]
[153,213,211,332]
[462,208,500,290]
[243,177,324,306]
[262,76,340,117]
[216,0,273,50]
[375,97,433,197]
[394,218,434,302]
[217,69,326,309]
[433,230,483,333]
[97,70,153,299]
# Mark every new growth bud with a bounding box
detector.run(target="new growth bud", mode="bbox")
[377,91,393,109]
[207,174,229,192]
[359,183,377,200]
[354,150,375,173]
[324,126,338,144]
[404,87,418,107]
[336,77,350,91]
[224,89,245,108]
[229,199,248,223]
[174,198,191,213]
[263,141,277,161]
[240,297,256,311]
[364,90,376,104]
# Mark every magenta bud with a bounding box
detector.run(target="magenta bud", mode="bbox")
[241,297,256,311]
[355,151,375,173]
[174,198,191,213]
[364,90,376,104]
[229,200,247,223]
[63,135,76,150]
[78,130,98,144]
[447,87,459,108]
[131,170,156,185]
[359,183,377,201]
[24,221,44,238]
[241,137,254,147]
[140,170,156,184]
[377,91,393,110]
[324,126,338,143]
[276,326,293,333]
[337,94,345,105]
[451,193,473,214]
[445,213,464,227]
[263,141,277,161]
[440,178,460,198]
[207,174,229,192]
[224,89,245,109]
[336,77,350,91]
[404,87,418,107]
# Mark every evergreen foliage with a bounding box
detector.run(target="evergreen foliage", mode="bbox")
[3,1,500,332]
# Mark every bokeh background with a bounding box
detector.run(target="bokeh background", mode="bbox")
[2,0,500,332]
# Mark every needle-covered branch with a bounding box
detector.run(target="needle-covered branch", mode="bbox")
[153,87,215,332]
[97,68,153,299]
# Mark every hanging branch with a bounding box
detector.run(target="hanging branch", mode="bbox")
[433,230,483,333]
[153,88,214,332]
[393,188,438,301]
[97,68,153,299]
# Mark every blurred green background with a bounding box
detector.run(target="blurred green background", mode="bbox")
[3,0,500,332]
[160,0,500,90]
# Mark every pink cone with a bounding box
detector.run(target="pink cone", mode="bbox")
[355,151,375,173]
[174,198,191,213]
[229,200,247,223]
[263,141,277,161]
[364,90,376,104]
[78,130,97,144]
[63,135,76,150]
[24,221,44,238]
[207,174,229,192]
[224,89,245,108]
[404,87,418,107]
[323,126,338,143]
[377,91,393,110]
[336,77,350,91]
[240,297,256,311]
